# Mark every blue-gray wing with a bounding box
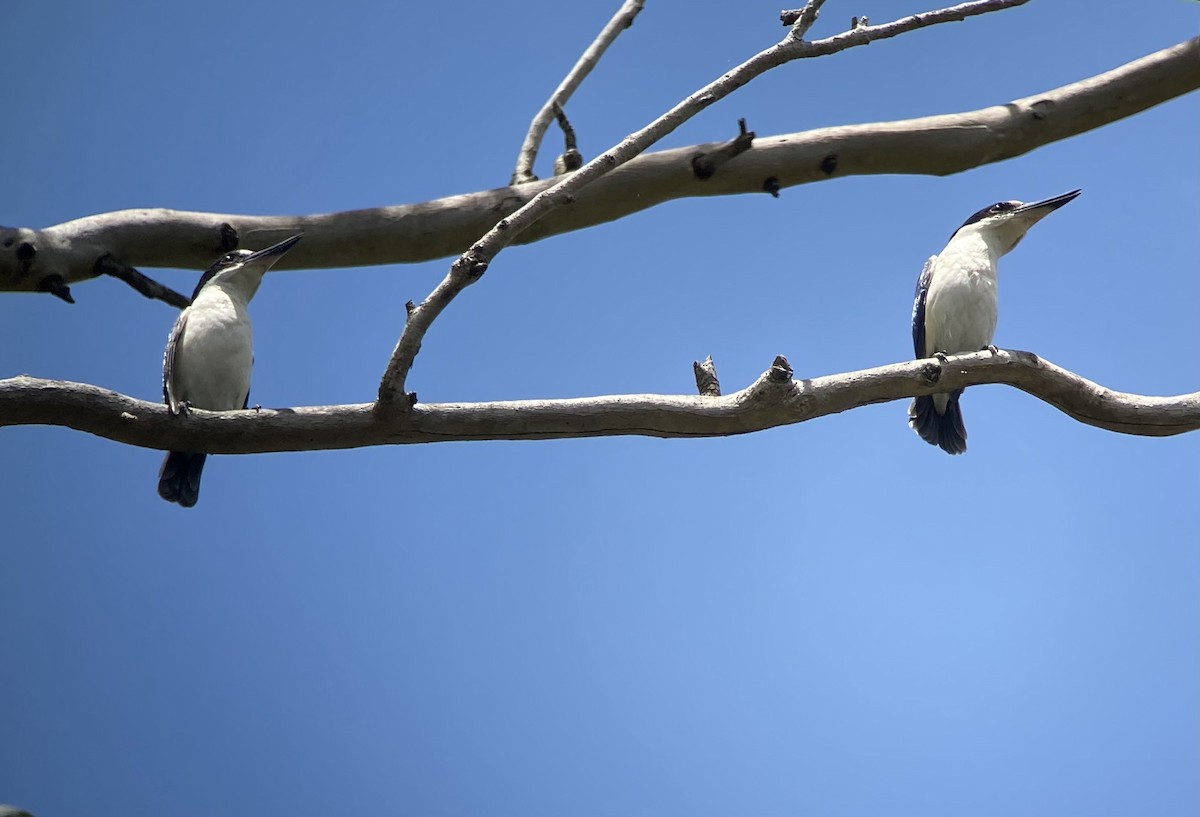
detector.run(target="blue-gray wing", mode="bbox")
[163,308,189,413]
[911,255,935,359]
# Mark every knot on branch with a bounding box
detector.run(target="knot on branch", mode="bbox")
[740,354,810,415]
[741,355,796,403]
[919,359,943,385]
[5,232,80,303]
[218,222,240,253]
[768,355,794,383]
[692,118,755,180]
[454,254,489,280]
[1027,98,1056,121]
[36,273,75,304]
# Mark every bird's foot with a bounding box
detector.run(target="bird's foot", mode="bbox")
[251,404,262,412]
[933,351,950,363]
[178,400,193,416]
[982,344,999,355]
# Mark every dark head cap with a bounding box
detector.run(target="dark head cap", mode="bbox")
[190,234,303,301]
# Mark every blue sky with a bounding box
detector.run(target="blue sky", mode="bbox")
[1,2,1196,816]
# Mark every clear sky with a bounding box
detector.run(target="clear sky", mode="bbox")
[1,2,1196,816]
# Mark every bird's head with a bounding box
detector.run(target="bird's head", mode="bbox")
[191,233,303,302]
[951,189,1081,255]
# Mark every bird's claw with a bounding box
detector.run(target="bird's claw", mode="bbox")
[933,351,950,363]
[983,344,999,355]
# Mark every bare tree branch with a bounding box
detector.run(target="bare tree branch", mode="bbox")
[551,103,584,175]
[94,255,190,309]
[3,351,1196,452]
[377,0,1038,404]
[511,0,646,185]
[784,0,826,33]
[3,36,1193,301]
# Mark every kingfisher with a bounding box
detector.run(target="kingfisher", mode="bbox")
[158,234,303,506]
[909,190,1080,454]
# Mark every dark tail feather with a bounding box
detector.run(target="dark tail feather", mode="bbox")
[908,389,967,455]
[158,451,207,507]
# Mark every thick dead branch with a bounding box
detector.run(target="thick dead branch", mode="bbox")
[377,0,1036,403]
[511,0,646,185]
[3,36,1194,298]
[3,351,1196,453]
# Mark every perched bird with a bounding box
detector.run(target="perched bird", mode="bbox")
[909,190,1080,454]
[158,234,303,506]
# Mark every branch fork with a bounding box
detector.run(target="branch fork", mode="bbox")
[377,0,1044,411]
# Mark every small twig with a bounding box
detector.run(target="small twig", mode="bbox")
[768,355,794,382]
[378,0,1035,405]
[692,118,756,180]
[35,273,75,304]
[551,103,584,175]
[694,356,722,396]
[781,0,826,31]
[94,254,190,309]
[511,0,646,185]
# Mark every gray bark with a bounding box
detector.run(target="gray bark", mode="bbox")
[1,37,1195,296]
[2,351,1196,454]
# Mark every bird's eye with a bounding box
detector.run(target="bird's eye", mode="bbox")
[989,203,1006,214]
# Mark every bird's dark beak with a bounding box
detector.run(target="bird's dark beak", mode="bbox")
[1013,189,1082,223]
[243,233,304,267]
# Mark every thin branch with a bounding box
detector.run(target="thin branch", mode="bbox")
[3,351,1196,452]
[786,0,826,34]
[511,0,646,185]
[551,103,584,174]
[94,254,189,309]
[378,0,1033,404]
[3,36,1195,297]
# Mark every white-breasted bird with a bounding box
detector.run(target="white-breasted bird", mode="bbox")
[158,234,302,506]
[909,190,1080,454]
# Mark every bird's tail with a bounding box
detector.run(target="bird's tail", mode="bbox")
[158,451,207,507]
[908,389,967,455]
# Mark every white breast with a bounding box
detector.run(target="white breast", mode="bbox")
[923,236,999,356]
[174,286,254,411]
